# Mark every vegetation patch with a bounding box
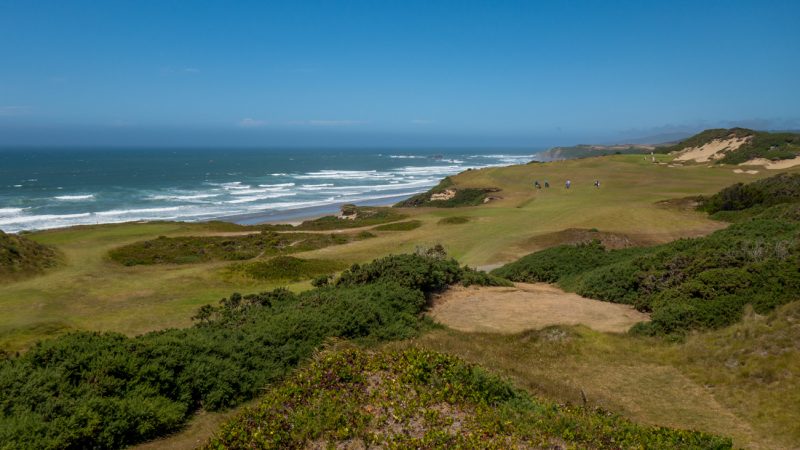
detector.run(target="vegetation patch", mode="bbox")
[525,227,650,251]
[109,231,369,266]
[657,128,800,164]
[437,216,470,225]
[0,230,60,280]
[700,172,800,216]
[207,347,731,449]
[373,219,422,231]
[395,177,500,208]
[0,250,506,449]
[203,206,408,232]
[494,174,800,335]
[226,256,346,282]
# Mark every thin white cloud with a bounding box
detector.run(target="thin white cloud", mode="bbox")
[0,106,31,116]
[287,120,365,127]
[238,118,268,128]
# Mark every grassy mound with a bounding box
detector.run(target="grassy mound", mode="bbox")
[657,128,800,164]
[109,231,369,266]
[373,219,422,231]
[204,206,408,232]
[395,177,500,208]
[226,256,346,282]
[207,347,730,449]
[0,251,505,449]
[494,175,800,335]
[679,301,800,444]
[0,230,59,280]
[437,216,470,225]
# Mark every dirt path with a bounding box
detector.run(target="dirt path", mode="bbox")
[429,282,649,333]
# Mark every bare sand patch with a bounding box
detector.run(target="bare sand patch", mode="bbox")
[741,156,800,169]
[429,283,649,334]
[732,169,759,174]
[674,136,750,163]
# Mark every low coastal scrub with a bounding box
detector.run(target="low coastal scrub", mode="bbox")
[494,174,800,335]
[108,231,369,266]
[373,219,422,231]
[438,216,470,225]
[208,348,731,449]
[700,172,800,216]
[0,230,60,280]
[395,177,500,208]
[0,251,503,449]
[204,206,408,232]
[656,128,800,164]
[225,256,346,282]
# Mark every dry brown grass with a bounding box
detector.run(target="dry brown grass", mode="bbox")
[429,282,649,334]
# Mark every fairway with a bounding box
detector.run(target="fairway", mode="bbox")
[429,282,650,333]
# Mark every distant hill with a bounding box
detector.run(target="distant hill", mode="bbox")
[535,143,661,161]
[658,128,800,166]
[0,231,60,280]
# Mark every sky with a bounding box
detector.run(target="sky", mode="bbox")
[1,0,799,147]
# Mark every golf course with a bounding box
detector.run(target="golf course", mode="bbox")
[2,130,800,449]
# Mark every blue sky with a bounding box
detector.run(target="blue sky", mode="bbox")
[1,0,798,147]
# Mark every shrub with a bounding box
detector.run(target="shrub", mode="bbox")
[373,220,422,231]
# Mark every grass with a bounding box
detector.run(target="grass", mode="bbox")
[207,347,730,449]
[372,219,422,231]
[437,216,470,225]
[224,256,347,282]
[3,155,796,353]
[401,303,800,450]
[0,230,61,281]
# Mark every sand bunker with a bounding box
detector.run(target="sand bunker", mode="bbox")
[674,136,750,163]
[733,169,759,174]
[741,156,800,170]
[429,282,649,334]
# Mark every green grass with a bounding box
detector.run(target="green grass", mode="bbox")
[207,347,730,449]
[3,154,794,353]
[108,231,368,266]
[372,219,422,231]
[437,216,470,225]
[225,256,347,282]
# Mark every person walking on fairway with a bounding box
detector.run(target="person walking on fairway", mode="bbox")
[594,179,600,188]
[565,179,571,189]
[544,180,549,188]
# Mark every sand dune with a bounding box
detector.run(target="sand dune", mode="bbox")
[674,136,751,163]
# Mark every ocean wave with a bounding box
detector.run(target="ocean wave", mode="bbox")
[147,193,220,201]
[224,192,298,204]
[54,194,96,201]
[0,212,93,227]
[294,170,396,180]
[0,207,26,215]
[257,183,295,188]
[95,207,183,217]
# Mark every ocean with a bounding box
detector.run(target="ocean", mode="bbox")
[0,148,537,233]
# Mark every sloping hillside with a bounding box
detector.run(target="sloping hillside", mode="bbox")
[660,128,800,166]
[206,348,730,449]
[0,230,59,280]
[537,143,657,161]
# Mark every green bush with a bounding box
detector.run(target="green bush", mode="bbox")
[494,205,800,335]
[226,256,346,281]
[701,173,800,214]
[373,220,422,231]
[109,231,370,266]
[0,230,60,280]
[395,177,500,208]
[207,348,731,449]
[0,250,504,448]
